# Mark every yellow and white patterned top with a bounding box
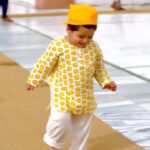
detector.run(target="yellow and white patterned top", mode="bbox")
[27,37,111,115]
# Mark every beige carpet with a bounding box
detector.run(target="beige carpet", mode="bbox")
[0,53,144,150]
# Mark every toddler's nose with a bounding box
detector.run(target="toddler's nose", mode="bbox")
[82,38,89,44]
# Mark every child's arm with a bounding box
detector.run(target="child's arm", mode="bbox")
[26,41,59,90]
[94,46,117,91]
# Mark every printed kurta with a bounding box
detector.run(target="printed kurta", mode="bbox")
[27,37,111,115]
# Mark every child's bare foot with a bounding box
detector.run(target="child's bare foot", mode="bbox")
[111,2,125,11]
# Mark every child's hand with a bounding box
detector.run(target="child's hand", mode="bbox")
[104,81,117,91]
[26,84,35,91]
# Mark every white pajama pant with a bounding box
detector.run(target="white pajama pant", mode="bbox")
[43,106,93,150]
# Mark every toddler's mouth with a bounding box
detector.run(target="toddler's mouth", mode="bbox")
[78,43,87,48]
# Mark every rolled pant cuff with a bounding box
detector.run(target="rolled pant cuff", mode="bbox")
[43,133,63,149]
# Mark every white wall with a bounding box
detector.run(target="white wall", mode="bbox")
[75,0,111,5]
[10,0,150,6]
[75,0,150,5]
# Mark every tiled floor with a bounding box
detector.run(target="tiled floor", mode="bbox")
[0,2,150,150]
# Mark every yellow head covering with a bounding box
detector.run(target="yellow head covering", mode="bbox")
[64,4,98,25]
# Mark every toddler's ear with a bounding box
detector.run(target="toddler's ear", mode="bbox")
[66,26,72,35]
[66,26,71,31]
[66,26,69,30]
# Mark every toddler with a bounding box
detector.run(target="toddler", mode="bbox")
[26,4,117,150]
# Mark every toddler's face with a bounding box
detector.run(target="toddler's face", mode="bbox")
[67,26,95,48]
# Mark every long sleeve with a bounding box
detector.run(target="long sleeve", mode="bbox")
[94,46,111,88]
[26,42,59,87]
